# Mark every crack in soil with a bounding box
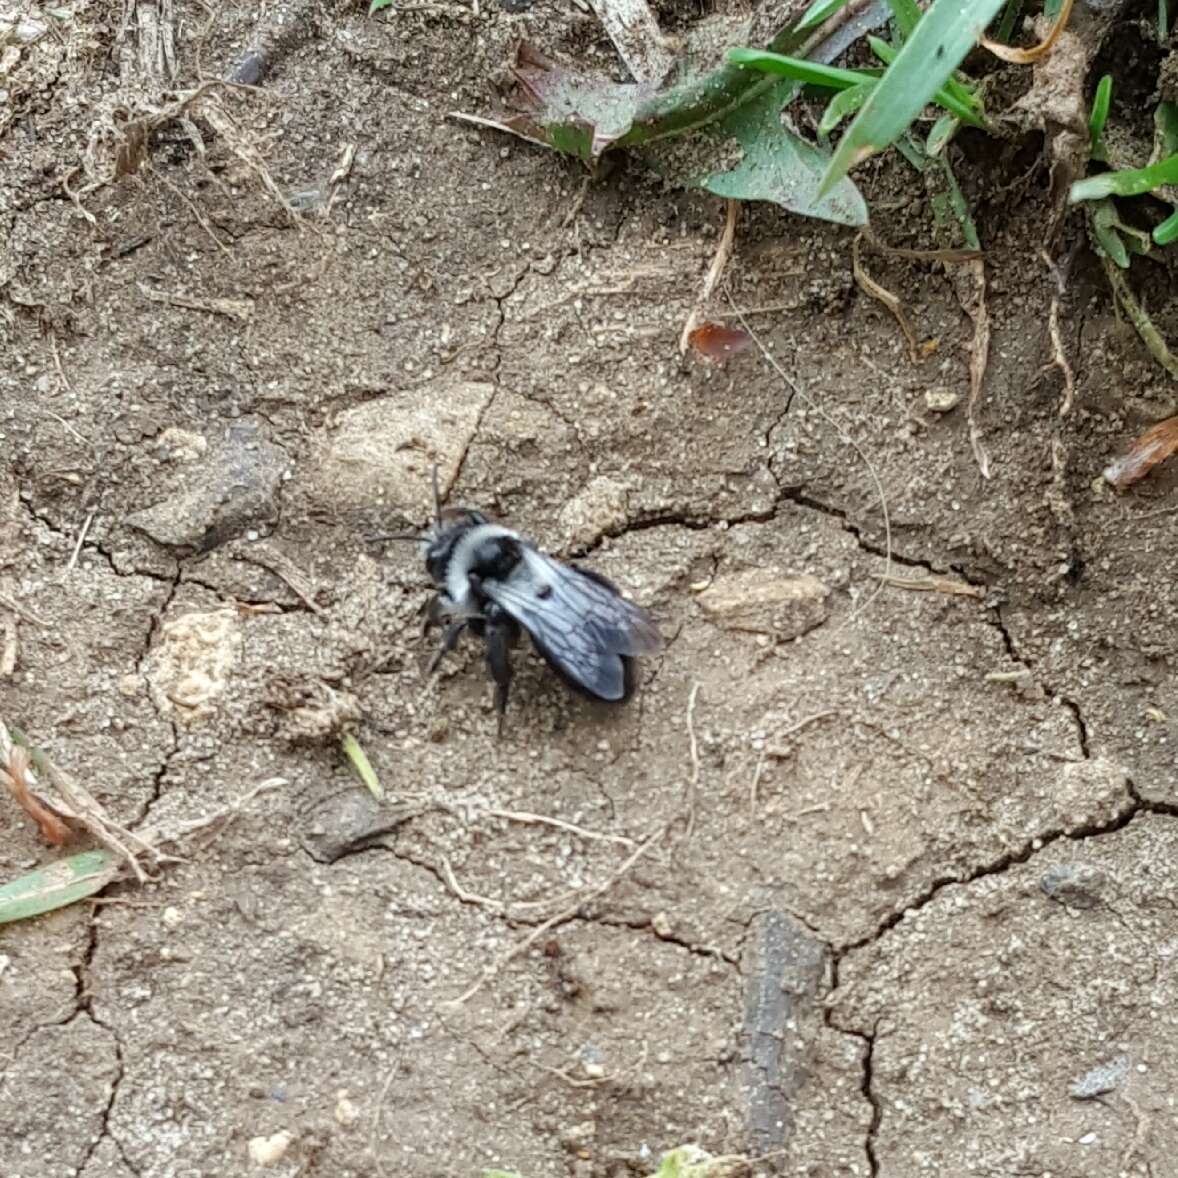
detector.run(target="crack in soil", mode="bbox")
[987,603,1092,759]
[836,784,1143,958]
[595,913,740,967]
[67,916,138,1176]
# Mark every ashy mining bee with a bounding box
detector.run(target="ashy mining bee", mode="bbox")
[372,471,663,723]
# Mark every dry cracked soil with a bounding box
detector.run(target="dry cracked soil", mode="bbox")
[3,2,1178,1177]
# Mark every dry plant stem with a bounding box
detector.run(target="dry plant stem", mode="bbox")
[444,821,672,1007]
[229,544,325,615]
[1048,297,1075,416]
[679,199,738,355]
[0,721,157,880]
[981,0,1075,63]
[1039,250,1076,417]
[139,284,253,322]
[875,572,984,598]
[962,258,992,479]
[725,289,893,622]
[1100,254,1178,380]
[852,234,919,364]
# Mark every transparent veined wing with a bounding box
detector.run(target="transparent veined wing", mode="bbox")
[479,547,663,701]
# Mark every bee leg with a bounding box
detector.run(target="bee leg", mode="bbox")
[426,621,467,675]
[483,607,516,727]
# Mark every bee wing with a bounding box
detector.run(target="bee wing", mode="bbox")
[480,547,663,701]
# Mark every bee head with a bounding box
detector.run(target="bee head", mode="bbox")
[424,509,490,584]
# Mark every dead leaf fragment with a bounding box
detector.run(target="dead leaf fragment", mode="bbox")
[0,746,71,846]
[687,322,754,362]
[1103,415,1178,490]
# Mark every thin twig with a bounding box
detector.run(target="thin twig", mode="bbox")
[61,167,98,225]
[726,289,892,624]
[852,234,920,365]
[370,1048,404,1178]
[66,510,95,571]
[484,807,635,847]
[680,199,738,354]
[49,332,73,393]
[152,166,231,254]
[683,681,701,840]
[764,711,838,757]
[535,1040,649,1089]
[143,777,287,846]
[439,856,583,916]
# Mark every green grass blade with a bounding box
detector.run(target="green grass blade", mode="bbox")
[1154,207,1178,245]
[819,0,1008,196]
[1088,75,1112,142]
[926,112,960,156]
[797,0,855,32]
[727,48,871,92]
[940,154,980,249]
[995,0,1024,42]
[0,850,120,924]
[1161,0,1170,40]
[341,731,384,800]
[820,80,877,133]
[866,36,987,127]
[1071,153,1178,201]
[1156,101,1178,158]
[895,129,930,172]
[887,0,923,38]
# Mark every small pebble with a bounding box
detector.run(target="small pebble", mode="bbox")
[247,1130,293,1167]
[1070,1055,1129,1100]
[925,387,961,414]
[334,1090,359,1126]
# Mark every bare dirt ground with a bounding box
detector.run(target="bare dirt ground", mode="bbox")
[3,2,1178,1176]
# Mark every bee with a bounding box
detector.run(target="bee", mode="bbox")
[372,471,663,723]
